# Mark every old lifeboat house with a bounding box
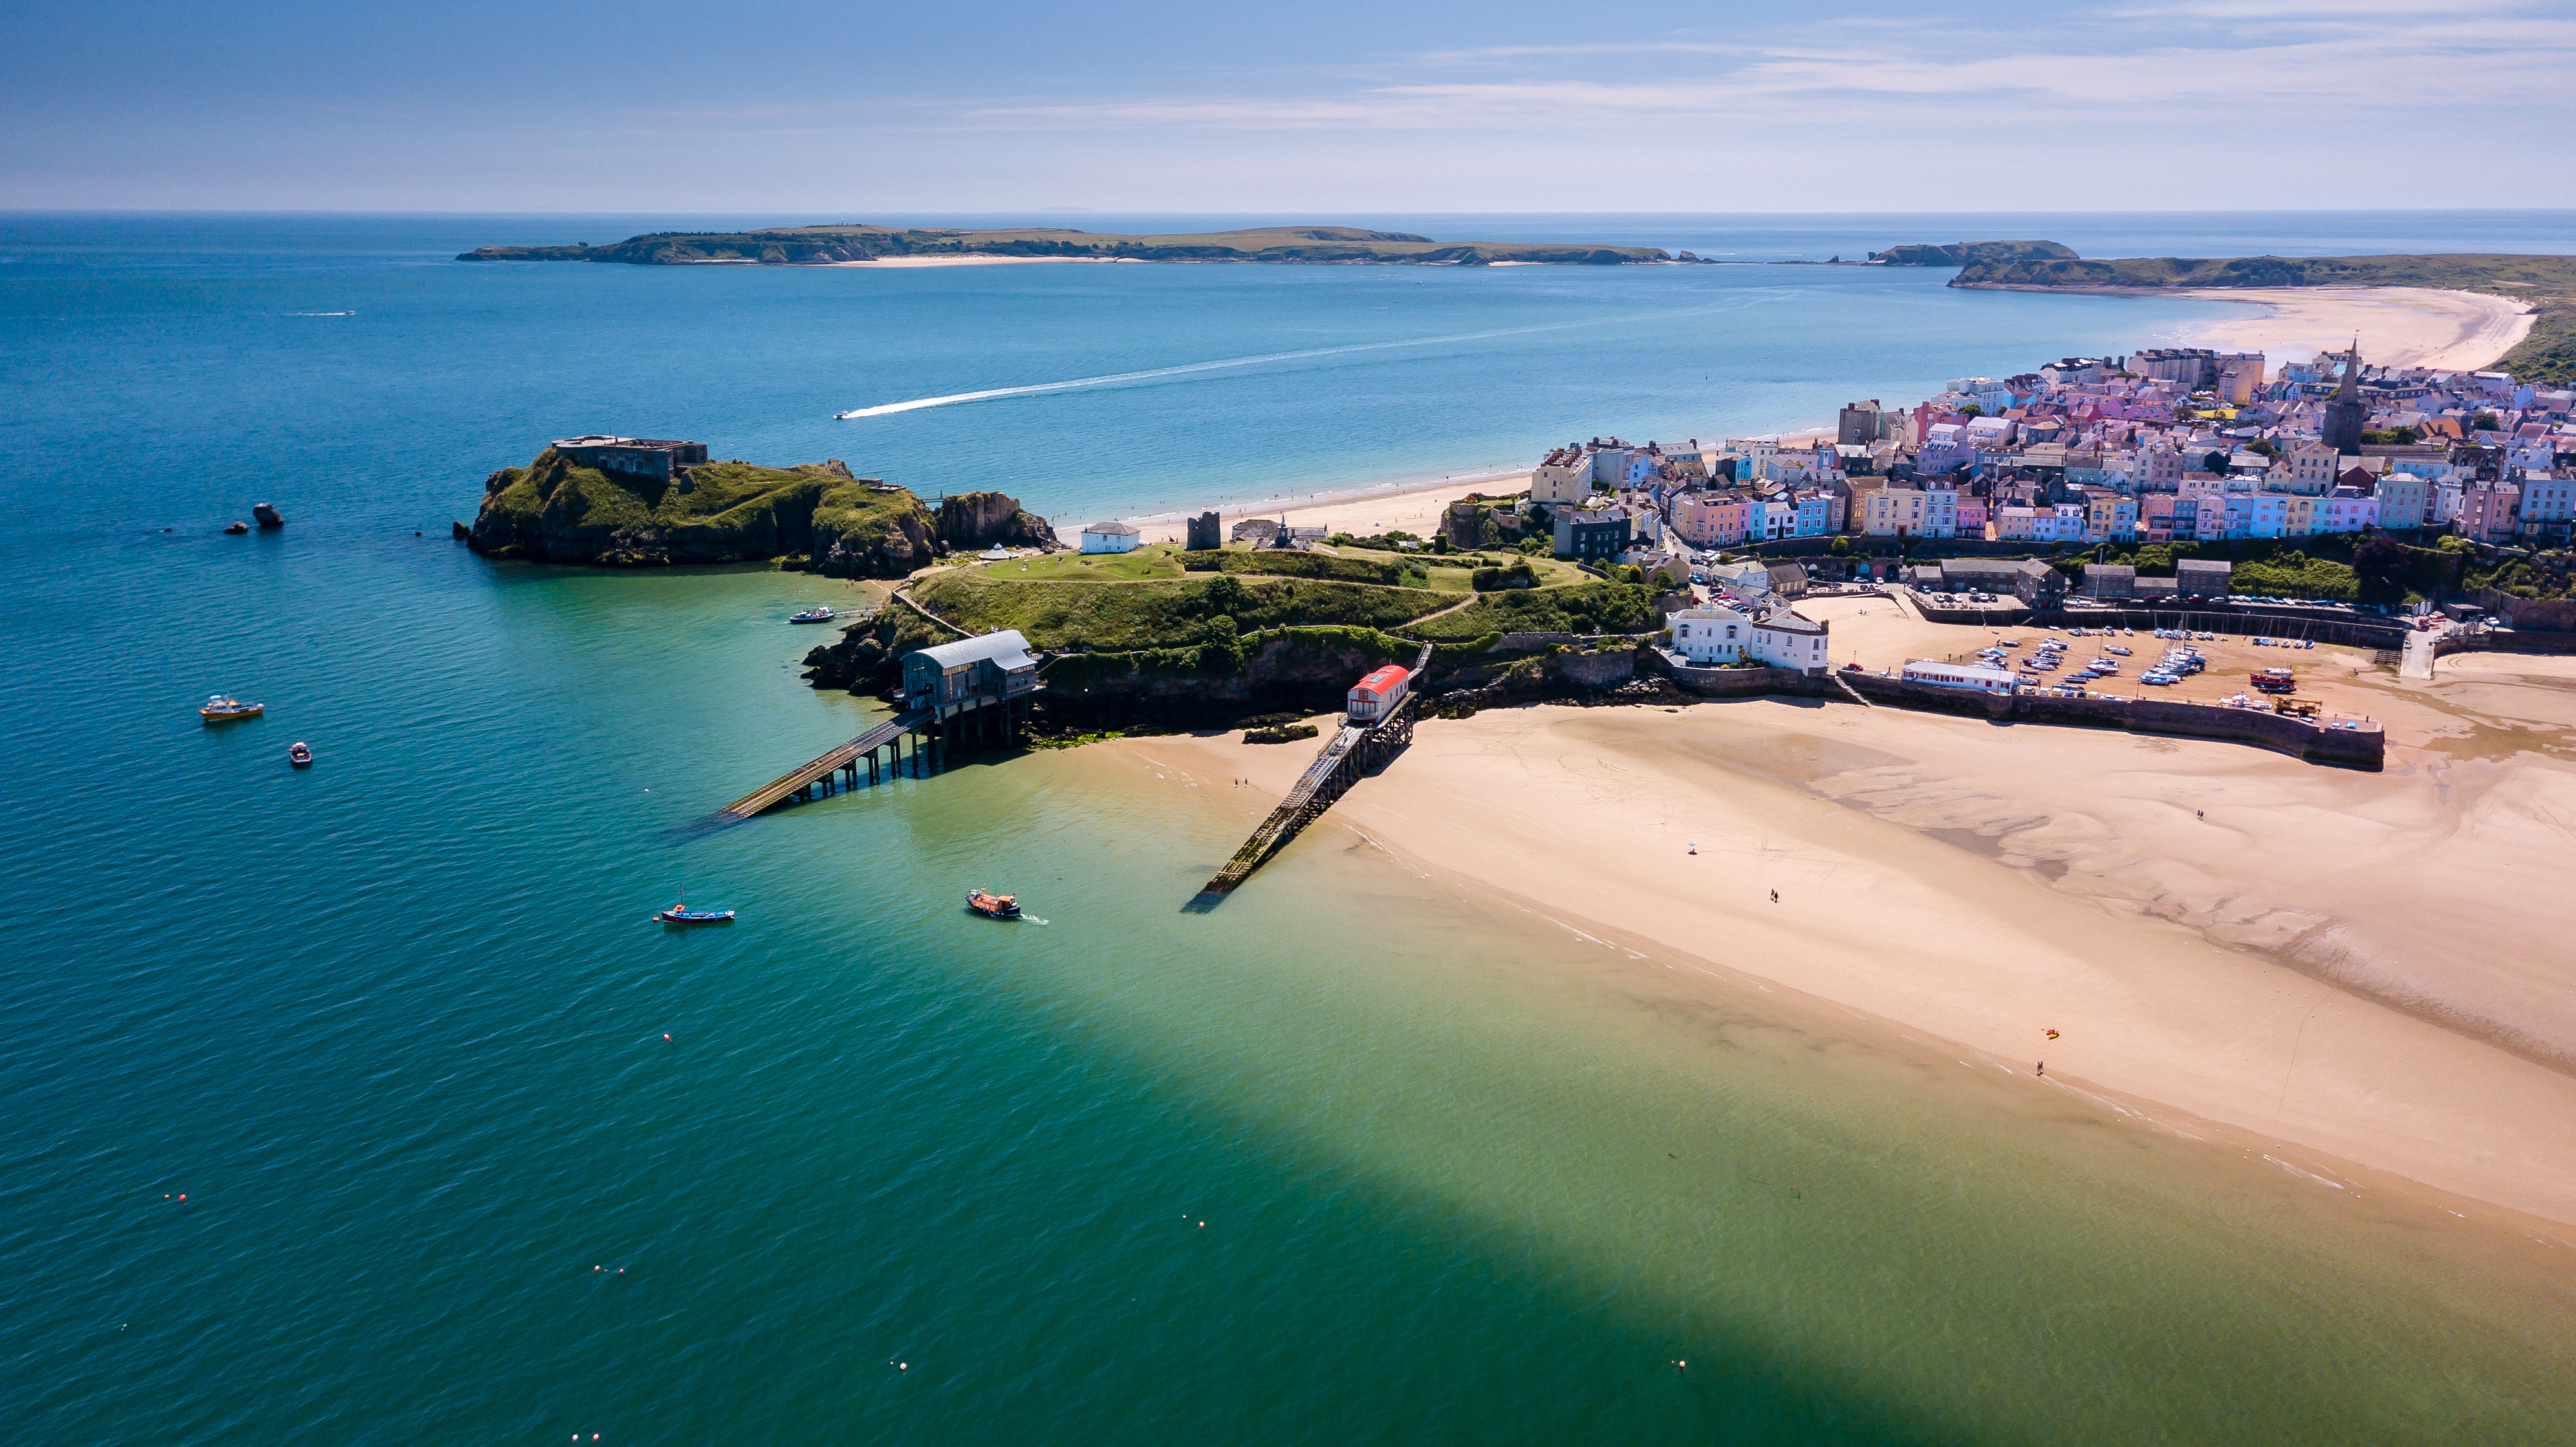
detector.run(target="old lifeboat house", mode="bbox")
[900,629,1043,753]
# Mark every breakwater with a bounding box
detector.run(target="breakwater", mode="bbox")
[1639,655,2384,769]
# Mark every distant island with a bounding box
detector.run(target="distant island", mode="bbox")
[1918,243,2573,384]
[457,224,1673,267]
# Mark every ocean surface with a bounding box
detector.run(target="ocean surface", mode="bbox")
[7,212,2576,1444]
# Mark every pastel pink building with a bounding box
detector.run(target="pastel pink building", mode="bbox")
[1671,490,1751,547]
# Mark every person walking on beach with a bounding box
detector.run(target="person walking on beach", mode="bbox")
[2037,1060,2045,1077]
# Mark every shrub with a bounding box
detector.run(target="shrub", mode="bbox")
[1472,560,1540,591]
[1177,549,1405,585]
[1243,723,1321,745]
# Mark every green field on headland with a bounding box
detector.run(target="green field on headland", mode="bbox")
[457,224,1669,267]
[909,569,1449,650]
[1946,248,2576,382]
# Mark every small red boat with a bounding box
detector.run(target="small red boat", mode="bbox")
[967,889,1021,920]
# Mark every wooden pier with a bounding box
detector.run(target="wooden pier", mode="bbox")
[716,630,1041,821]
[1197,643,1431,898]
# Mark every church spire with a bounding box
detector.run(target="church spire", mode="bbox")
[2335,338,2361,398]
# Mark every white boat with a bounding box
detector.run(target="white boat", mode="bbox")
[790,605,836,624]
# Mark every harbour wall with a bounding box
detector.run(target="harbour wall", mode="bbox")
[1640,655,2383,770]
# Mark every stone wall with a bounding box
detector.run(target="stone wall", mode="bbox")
[1637,651,2381,768]
[2436,631,2576,658]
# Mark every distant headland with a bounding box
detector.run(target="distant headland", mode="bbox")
[1910,241,2574,384]
[455,224,1674,267]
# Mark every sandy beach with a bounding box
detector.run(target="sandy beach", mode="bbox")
[1116,472,1532,545]
[2173,285,2534,370]
[1107,656,2576,1227]
[825,255,1145,268]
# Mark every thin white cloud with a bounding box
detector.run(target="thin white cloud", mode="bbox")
[960,3,2575,135]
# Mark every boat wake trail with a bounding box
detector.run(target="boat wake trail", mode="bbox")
[834,308,1724,420]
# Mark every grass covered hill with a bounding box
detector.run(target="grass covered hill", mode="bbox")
[1409,580,1663,641]
[458,224,1668,267]
[464,448,938,574]
[1951,250,2576,383]
[908,568,1450,651]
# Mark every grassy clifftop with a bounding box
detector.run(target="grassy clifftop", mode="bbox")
[459,224,1668,267]
[465,448,935,573]
[1951,251,2576,382]
[909,568,1450,650]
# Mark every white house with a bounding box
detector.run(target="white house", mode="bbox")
[1670,602,1830,673]
[1750,607,1830,673]
[1078,520,1142,554]
[1670,602,1754,663]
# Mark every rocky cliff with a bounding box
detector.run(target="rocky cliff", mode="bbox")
[462,447,1016,578]
[934,491,1061,552]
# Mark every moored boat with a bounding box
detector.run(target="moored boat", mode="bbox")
[288,741,313,768]
[967,889,1021,920]
[790,605,836,624]
[656,895,735,924]
[200,694,264,722]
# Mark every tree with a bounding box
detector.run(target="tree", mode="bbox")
[1201,572,1250,616]
[2473,411,2503,431]
[2352,533,2410,604]
[1830,535,1850,556]
[1958,404,1983,419]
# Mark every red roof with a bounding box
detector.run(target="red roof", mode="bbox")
[1351,665,1409,696]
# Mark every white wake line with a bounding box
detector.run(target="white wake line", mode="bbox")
[834,302,1745,419]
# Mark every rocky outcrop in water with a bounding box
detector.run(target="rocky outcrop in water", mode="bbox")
[933,491,1061,552]
[463,448,937,576]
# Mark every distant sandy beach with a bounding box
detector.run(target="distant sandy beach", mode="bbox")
[1109,427,1839,545]
[2170,286,2534,370]
[1112,654,2576,1228]
[827,255,1145,268]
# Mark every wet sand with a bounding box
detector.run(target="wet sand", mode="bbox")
[1110,657,2576,1226]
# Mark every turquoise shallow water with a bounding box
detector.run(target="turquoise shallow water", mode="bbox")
[8,214,2576,1442]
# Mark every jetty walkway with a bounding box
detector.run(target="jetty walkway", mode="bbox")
[1198,642,1432,898]
[716,629,1040,821]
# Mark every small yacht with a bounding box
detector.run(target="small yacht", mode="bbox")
[200,694,263,722]
[790,605,836,624]
[287,741,313,768]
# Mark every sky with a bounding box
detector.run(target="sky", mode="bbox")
[6,0,2574,212]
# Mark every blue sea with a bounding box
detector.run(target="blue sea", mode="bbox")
[7,211,2576,1444]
